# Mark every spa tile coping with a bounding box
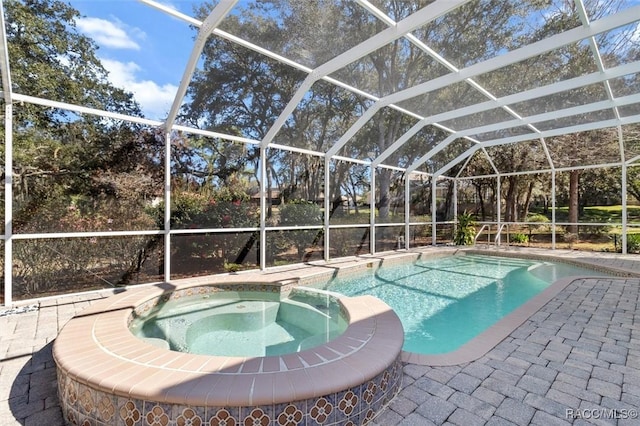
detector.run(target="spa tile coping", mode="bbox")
[52,280,404,407]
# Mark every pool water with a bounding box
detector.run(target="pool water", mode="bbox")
[129,289,347,357]
[319,254,612,354]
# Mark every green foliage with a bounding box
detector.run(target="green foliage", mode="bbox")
[453,211,476,245]
[524,213,550,242]
[5,0,140,113]
[146,180,259,270]
[148,182,258,230]
[279,199,323,226]
[510,233,529,244]
[278,200,323,259]
[4,0,162,297]
[526,213,550,224]
[626,234,640,253]
[224,262,242,273]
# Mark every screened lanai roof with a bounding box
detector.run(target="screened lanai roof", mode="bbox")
[1,0,640,178]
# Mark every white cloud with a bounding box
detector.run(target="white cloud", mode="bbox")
[157,1,179,10]
[101,58,178,120]
[76,17,141,50]
[632,21,640,43]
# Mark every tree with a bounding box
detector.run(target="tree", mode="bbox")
[3,0,166,294]
[334,0,523,219]
[184,0,528,224]
[629,165,640,204]
[278,199,322,259]
[3,0,153,224]
[549,129,620,232]
[624,126,640,202]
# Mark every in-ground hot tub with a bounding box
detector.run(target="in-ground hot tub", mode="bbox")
[53,279,404,426]
[129,287,348,357]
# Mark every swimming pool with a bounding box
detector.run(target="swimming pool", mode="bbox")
[316,253,613,355]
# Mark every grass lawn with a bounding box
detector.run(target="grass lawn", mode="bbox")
[552,205,640,223]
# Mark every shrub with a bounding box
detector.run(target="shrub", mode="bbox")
[627,234,640,253]
[278,200,323,259]
[525,213,550,242]
[510,233,529,244]
[224,262,241,273]
[526,213,550,227]
[563,232,579,248]
[453,211,476,245]
[147,185,259,268]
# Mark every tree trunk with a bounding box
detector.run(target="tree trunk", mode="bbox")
[475,183,486,221]
[504,176,517,222]
[522,180,535,219]
[628,179,640,203]
[568,169,580,234]
[266,167,273,218]
[438,181,455,221]
[377,169,391,219]
[118,235,162,285]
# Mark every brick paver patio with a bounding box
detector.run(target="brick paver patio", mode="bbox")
[1,247,639,425]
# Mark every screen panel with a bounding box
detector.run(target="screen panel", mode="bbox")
[337,107,419,161]
[484,140,550,174]
[271,80,372,152]
[329,226,370,258]
[379,125,449,169]
[12,105,163,234]
[375,169,405,224]
[171,232,259,278]
[374,225,404,252]
[217,0,382,69]
[265,150,324,227]
[329,160,370,225]
[409,173,432,222]
[545,127,621,168]
[265,229,324,267]
[473,41,599,98]
[14,236,163,300]
[170,134,259,230]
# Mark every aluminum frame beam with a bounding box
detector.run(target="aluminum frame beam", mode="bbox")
[329,6,640,159]
[0,0,11,103]
[260,0,471,149]
[358,0,545,170]
[164,0,238,130]
[382,6,640,106]
[431,113,640,177]
[376,64,636,169]
[444,93,640,144]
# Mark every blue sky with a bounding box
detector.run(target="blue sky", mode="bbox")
[65,0,640,122]
[68,1,201,120]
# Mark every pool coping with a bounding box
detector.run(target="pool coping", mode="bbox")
[52,245,640,403]
[53,279,404,407]
[399,247,640,365]
[400,275,580,366]
[289,247,639,367]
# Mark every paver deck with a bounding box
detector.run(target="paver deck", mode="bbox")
[1,246,639,425]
